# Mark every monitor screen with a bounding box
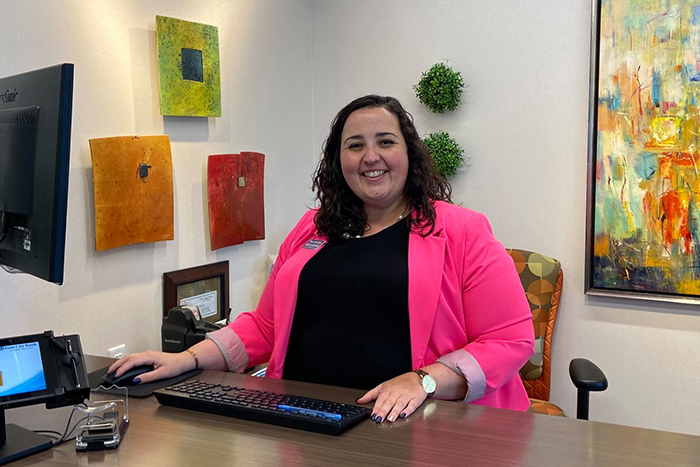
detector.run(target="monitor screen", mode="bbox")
[0,63,74,284]
[0,342,48,398]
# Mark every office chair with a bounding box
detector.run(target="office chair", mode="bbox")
[506,249,608,420]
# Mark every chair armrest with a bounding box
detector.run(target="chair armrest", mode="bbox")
[569,358,608,392]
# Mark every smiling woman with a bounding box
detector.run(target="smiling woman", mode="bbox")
[313,95,453,243]
[339,107,409,235]
[109,95,535,427]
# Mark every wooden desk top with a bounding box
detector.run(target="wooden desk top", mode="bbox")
[5,356,700,466]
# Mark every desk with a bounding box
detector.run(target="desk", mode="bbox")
[5,356,700,466]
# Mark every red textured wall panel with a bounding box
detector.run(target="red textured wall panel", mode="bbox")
[208,152,265,250]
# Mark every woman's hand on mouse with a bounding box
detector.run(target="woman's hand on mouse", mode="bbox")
[107,340,228,384]
[106,350,194,384]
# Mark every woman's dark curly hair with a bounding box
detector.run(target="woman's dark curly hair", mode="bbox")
[312,95,452,242]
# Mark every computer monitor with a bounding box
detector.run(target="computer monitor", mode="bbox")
[0,331,89,464]
[0,63,74,285]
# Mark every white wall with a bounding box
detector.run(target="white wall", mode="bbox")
[2,0,699,438]
[310,1,700,436]
[1,0,315,355]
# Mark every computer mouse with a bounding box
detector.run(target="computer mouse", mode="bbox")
[102,364,155,386]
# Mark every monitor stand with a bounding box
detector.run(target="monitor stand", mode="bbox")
[0,409,53,465]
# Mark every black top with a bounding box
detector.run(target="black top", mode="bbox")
[283,218,412,390]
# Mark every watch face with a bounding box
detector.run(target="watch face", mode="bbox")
[422,374,437,394]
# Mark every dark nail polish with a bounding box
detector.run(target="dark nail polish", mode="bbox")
[400,412,406,419]
[133,377,141,384]
[371,413,376,420]
[376,416,383,423]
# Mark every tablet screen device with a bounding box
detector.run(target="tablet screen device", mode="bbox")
[0,331,89,464]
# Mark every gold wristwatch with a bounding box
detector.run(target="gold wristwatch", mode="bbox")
[415,369,437,396]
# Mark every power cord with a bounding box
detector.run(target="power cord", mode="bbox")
[33,430,62,440]
[0,212,8,244]
[0,264,24,274]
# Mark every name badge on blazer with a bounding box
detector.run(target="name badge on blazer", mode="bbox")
[302,239,325,250]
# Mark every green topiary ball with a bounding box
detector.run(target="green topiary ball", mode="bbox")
[414,62,465,114]
[423,131,465,179]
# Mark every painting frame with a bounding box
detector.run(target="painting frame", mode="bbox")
[163,261,230,323]
[585,0,700,304]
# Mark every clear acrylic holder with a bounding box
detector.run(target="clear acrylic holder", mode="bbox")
[75,386,129,451]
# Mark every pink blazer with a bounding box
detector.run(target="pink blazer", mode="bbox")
[211,201,534,411]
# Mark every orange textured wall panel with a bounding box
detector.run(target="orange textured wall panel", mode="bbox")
[89,135,174,251]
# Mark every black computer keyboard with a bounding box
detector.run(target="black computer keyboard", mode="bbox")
[154,380,371,436]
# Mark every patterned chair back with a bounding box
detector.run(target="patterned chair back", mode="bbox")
[506,249,563,402]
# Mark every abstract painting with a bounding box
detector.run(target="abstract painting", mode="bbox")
[586,0,700,302]
[89,135,174,251]
[156,15,221,117]
[208,152,265,250]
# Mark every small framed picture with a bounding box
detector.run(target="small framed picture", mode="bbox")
[163,261,229,323]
